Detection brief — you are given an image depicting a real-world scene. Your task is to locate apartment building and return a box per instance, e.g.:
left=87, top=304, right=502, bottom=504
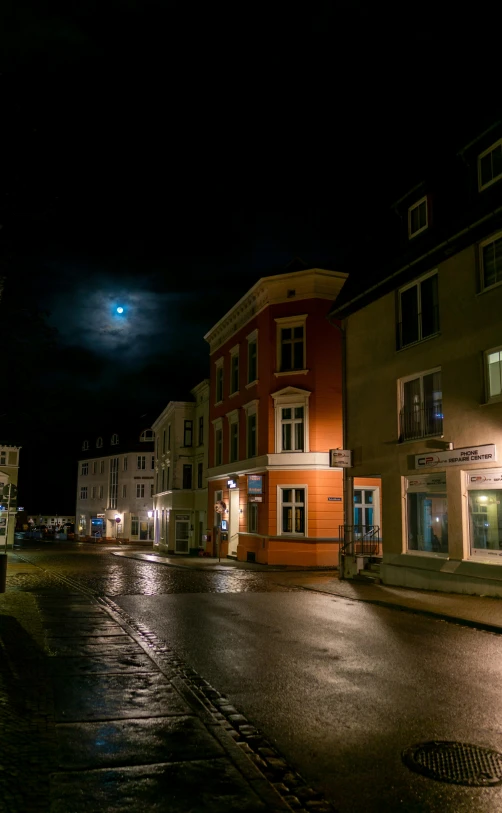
left=0, top=444, right=21, bottom=548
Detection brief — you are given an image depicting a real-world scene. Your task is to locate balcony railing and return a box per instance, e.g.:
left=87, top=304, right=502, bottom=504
left=399, top=401, right=443, bottom=442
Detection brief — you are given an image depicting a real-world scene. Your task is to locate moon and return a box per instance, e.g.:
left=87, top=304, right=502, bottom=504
left=116, top=306, right=124, bottom=314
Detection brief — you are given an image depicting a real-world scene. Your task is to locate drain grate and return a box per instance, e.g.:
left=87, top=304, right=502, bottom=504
left=402, top=741, right=502, bottom=787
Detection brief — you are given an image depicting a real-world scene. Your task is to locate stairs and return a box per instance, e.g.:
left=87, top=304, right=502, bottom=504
left=354, top=559, right=382, bottom=584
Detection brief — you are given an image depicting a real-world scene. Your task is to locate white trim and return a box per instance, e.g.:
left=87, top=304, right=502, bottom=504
left=226, top=409, right=239, bottom=422
left=275, top=314, right=307, bottom=374
left=398, top=269, right=439, bottom=348
left=272, top=387, right=311, bottom=454
left=277, top=484, right=308, bottom=537
left=274, top=369, right=309, bottom=377
left=245, top=379, right=258, bottom=389
left=229, top=344, right=240, bottom=356
left=408, top=195, right=428, bottom=239
left=478, top=138, right=502, bottom=192
left=246, top=328, right=258, bottom=342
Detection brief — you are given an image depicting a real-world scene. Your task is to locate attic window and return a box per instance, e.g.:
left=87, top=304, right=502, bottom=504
left=479, top=139, right=502, bottom=191
left=96, top=437, right=103, bottom=448
left=140, top=429, right=154, bottom=442
left=82, top=440, right=89, bottom=451
left=111, top=433, right=119, bottom=445
left=408, top=197, right=428, bottom=239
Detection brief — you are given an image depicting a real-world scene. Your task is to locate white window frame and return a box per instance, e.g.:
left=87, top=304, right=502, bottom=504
left=229, top=344, right=240, bottom=396
left=275, top=314, right=308, bottom=375
left=81, top=462, right=88, bottom=476
left=215, top=357, right=224, bottom=404
left=272, top=387, right=311, bottom=454
left=277, top=484, right=307, bottom=536
left=398, top=367, right=442, bottom=442
left=227, top=408, right=239, bottom=463
left=80, top=486, right=88, bottom=500
left=140, top=429, right=154, bottom=442
left=243, top=400, right=258, bottom=459
left=246, top=328, right=258, bottom=387
left=480, top=230, right=502, bottom=292
left=137, top=455, right=146, bottom=470
left=408, top=196, right=428, bottom=238
left=398, top=269, right=439, bottom=348
left=213, top=417, right=223, bottom=466
left=484, top=345, right=502, bottom=403
left=478, top=138, right=502, bottom=192
left=136, top=484, right=145, bottom=498
left=111, top=433, right=119, bottom=445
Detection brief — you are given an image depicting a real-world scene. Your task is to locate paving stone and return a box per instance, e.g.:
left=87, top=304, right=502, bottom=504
left=50, top=758, right=270, bottom=812
left=55, top=716, right=225, bottom=769
left=46, top=652, right=160, bottom=675
left=42, top=623, right=128, bottom=637
left=52, top=672, right=192, bottom=721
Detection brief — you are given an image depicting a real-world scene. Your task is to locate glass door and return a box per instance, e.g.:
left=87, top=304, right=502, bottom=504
left=175, top=517, right=190, bottom=553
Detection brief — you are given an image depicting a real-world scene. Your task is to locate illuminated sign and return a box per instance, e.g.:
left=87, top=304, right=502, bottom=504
left=329, top=449, right=352, bottom=468
left=248, top=475, right=263, bottom=494
left=415, top=445, right=496, bottom=469
left=227, top=478, right=238, bottom=489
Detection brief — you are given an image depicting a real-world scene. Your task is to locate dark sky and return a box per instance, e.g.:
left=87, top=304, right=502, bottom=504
left=2, top=1, right=500, bottom=513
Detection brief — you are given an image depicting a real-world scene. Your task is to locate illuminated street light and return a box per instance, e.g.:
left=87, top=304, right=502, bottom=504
left=147, top=510, right=153, bottom=518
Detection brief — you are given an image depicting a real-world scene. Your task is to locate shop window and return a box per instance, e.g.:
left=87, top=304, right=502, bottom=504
left=406, top=474, right=448, bottom=553
left=279, top=486, right=306, bottom=535
left=131, top=516, right=139, bottom=536
left=467, top=470, right=502, bottom=557
left=399, top=369, right=442, bottom=442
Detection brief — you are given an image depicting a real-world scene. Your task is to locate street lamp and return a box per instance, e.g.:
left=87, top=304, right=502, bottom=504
left=147, top=511, right=153, bottom=519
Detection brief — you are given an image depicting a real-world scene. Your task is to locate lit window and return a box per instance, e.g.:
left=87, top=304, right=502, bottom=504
left=111, top=433, right=119, bottom=445
left=408, top=197, right=428, bottom=238
left=485, top=347, right=502, bottom=400
left=140, top=429, right=154, bottom=442
left=81, top=462, right=89, bottom=476
left=96, top=437, right=103, bottom=448
left=275, top=315, right=307, bottom=373
left=279, top=487, right=306, bottom=535
left=478, top=139, right=502, bottom=191
left=480, top=232, right=502, bottom=291
left=399, top=369, right=442, bottom=442
left=137, top=456, right=146, bottom=470
left=136, top=484, right=145, bottom=498
left=397, top=271, right=439, bottom=349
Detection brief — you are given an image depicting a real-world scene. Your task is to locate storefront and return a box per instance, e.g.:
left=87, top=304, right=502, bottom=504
left=466, top=468, right=502, bottom=560
left=405, top=473, right=448, bottom=555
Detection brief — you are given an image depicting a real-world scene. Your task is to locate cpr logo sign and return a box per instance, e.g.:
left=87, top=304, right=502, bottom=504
left=417, top=455, right=440, bottom=468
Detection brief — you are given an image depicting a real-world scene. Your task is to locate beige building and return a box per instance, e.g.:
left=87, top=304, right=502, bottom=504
left=0, top=445, right=21, bottom=549
left=332, top=125, right=502, bottom=596
left=152, top=380, right=209, bottom=553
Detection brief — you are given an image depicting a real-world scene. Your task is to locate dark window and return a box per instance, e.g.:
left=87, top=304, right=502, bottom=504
left=482, top=235, right=502, bottom=289
left=231, top=353, right=239, bottom=393
left=281, top=488, right=305, bottom=534
left=409, top=198, right=428, bottom=237
left=168, top=424, right=171, bottom=450
left=198, top=415, right=204, bottom=445
left=400, top=370, right=443, bottom=442
left=247, top=413, right=257, bottom=457
left=161, top=468, right=165, bottom=491
left=197, top=462, right=203, bottom=489
left=280, top=326, right=304, bottom=371
left=216, top=365, right=224, bottom=402
left=230, top=422, right=238, bottom=462
left=215, top=428, right=223, bottom=465
left=248, top=340, right=257, bottom=382
left=480, top=142, right=502, bottom=189
left=398, top=273, right=439, bottom=349
left=248, top=502, right=258, bottom=533
left=183, top=464, right=193, bottom=489
left=184, top=420, right=193, bottom=447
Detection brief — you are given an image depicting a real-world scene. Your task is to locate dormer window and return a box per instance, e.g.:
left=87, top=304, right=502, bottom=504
left=96, top=437, right=103, bottom=448
left=478, top=139, right=502, bottom=191
left=140, top=429, right=154, bottom=442
left=408, top=197, right=428, bottom=239
left=82, top=440, right=89, bottom=451
left=111, top=433, right=119, bottom=445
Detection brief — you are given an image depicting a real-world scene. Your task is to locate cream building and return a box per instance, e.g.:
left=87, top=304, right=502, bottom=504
left=0, top=444, right=21, bottom=549
left=331, top=125, right=502, bottom=596
left=152, top=380, right=209, bottom=553
left=76, top=428, right=155, bottom=542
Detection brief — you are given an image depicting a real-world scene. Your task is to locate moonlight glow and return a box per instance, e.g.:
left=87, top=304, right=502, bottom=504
left=116, top=306, right=124, bottom=314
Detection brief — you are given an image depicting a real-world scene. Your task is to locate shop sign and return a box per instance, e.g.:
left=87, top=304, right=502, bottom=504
left=176, top=514, right=189, bottom=521
left=468, top=469, right=502, bottom=486
left=408, top=473, right=447, bottom=489
left=415, top=444, right=496, bottom=469
left=329, top=449, right=352, bottom=468
left=97, top=513, right=105, bottom=518
left=248, top=475, right=263, bottom=494
left=227, top=478, right=238, bottom=489
left=249, top=495, right=262, bottom=503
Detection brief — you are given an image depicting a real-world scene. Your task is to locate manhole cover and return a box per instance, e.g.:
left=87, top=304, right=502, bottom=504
left=402, top=741, right=502, bottom=786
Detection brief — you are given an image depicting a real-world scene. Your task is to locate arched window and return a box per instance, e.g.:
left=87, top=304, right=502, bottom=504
left=140, top=429, right=154, bottom=442
left=82, top=440, right=89, bottom=451
left=96, top=437, right=103, bottom=448
left=111, top=433, right=119, bottom=445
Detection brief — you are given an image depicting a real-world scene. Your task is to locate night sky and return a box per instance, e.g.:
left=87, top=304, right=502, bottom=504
left=2, top=1, right=499, bottom=513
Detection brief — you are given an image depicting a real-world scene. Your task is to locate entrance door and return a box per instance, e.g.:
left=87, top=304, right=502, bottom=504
left=229, top=488, right=239, bottom=557
left=175, top=516, right=190, bottom=553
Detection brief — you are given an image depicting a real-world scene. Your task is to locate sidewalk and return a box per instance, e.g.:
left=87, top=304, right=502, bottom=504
left=0, top=558, right=313, bottom=813
left=114, top=550, right=502, bottom=634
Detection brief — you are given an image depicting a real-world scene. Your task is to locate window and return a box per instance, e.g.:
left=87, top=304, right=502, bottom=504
left=162, top=429, right=166, bottom=454
left=168, top=424, right=171, bottom=450
left=184, top=420, right=193, bottom=447
left=151, top=455, right=155, bottom=469
left=156, top=436, right=159, bottom=457
left=281, top=407, right=304, bottom=452
left=197, top=461, right=203, bottom=489
left=397, top=271, right=439, bottom=349
left=136, top=484, right=145, bottom=498
left=408, top=196, right=428, bottom=238
left=478, top=139, right=502, bottom=191
left=215, top=358, right=224, bottom=403
left=167, top=466, right=170, bottom=490
left=182, top=464, right=193, bottom=489
left=215, top=424, right=223, bottom=466
left=198, top=415, right=204, bottom=445
left=92, top=461, right=97, bottom=475
left=150, top=483, right=154, bottom=497
left=100, top=461, right=105, bottom=474
left=137, top=456, right=146, bottom=470
left=80, top=486, right=88, bottom=500
left=82, top=440, right=89, bottom=451
left=140, top=429, right=154, bottom=442
left=123, top=457, right=128, bottom=472
left=486, top=347, right=502, bottom=401
left=230, top=347, right=239, bottom=394
left=272, top=387, right=310, bottom=453
left=161, top=468, right=165, bottom=492
left=214, top=490, right=223, bottom=528
left=248, top=502, right=258, bottom=533
left=279, top=487, right=306, bottom=535
left=111, top=433, right=119, bottom=445
left=99, top=485, right=104, bottom=499
left=122, top=485, right=127, bottom=498
left=96, top=437, right=103, bottom=448
left=131, top=516, right=139, bottom=536
left=247, top=330, right=258, bottom=384
left=407, top=474, right=448, bottom=553
left=109, top=458, right=118, bottom=509
left=247, top=413, right=257, bottom=457
left=480, top=232, right=502, bottom=291
left=81, top=462, right=88, bottom=476
left=230, top=421, right=239, bottom=462
left=399, top=369, right=442, bottom=442
left=91, top=486, right=96, bottom=498
left=276, top=315, right=307, bottom=372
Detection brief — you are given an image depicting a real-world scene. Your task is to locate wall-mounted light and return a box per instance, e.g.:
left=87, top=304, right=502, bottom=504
left=147, top=510, right=153, bottom=518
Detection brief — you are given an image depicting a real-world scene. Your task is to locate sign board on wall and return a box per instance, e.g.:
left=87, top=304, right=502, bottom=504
left=248, top=475, right=263, bottom=494
left=329, top=449, right=352, bottom=468
left=249, top=495, right=262, bottom=503
left=415, top=445, right=496, bottom=469
left=468, top=469, right=502, bottom=487
left=327, top=496, right=342, bottom=502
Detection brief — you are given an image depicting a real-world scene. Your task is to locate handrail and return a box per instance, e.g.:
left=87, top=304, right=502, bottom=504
left=339, top=525, right=381, bottom=557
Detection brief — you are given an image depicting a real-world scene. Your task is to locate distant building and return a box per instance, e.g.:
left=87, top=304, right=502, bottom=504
left=76, top=426, right=155, bottom=542
left=330, top=122, right=502, bottom=595
left=0, top=444, right=21, bottom=548
left=152, top=380, right=209, bottom=553
left=27, top=515, right=75, bottom=529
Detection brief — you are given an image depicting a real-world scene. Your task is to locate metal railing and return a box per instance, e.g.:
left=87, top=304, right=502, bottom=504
left=339, top=525, right=381, bottom=557
left=399, top=402, right=443, bottom=442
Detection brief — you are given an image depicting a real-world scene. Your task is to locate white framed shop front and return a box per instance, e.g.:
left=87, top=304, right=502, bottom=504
left=405, top=472, right=448, bottom=555
left=465, top=468, right=502, bottom=560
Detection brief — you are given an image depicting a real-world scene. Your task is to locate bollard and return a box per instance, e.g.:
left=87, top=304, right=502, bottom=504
left=0, top=553, right=7, bottom=593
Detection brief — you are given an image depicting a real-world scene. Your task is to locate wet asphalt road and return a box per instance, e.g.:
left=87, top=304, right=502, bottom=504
left=12, top=543, right=502, bottom=813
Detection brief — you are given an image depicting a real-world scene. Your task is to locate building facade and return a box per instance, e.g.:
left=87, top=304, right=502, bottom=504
left=76, top=428, right=155, bottom=542
left=204, top=266, right=358, bottom=566
left=0, top=444, right=21, bottom=548
left=332, top=124, right=502, bottom=595
left=152, top=380, right=209, bottom=553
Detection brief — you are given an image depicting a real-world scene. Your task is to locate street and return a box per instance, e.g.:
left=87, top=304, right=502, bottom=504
left=9, top=542, right=502, bottom=813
